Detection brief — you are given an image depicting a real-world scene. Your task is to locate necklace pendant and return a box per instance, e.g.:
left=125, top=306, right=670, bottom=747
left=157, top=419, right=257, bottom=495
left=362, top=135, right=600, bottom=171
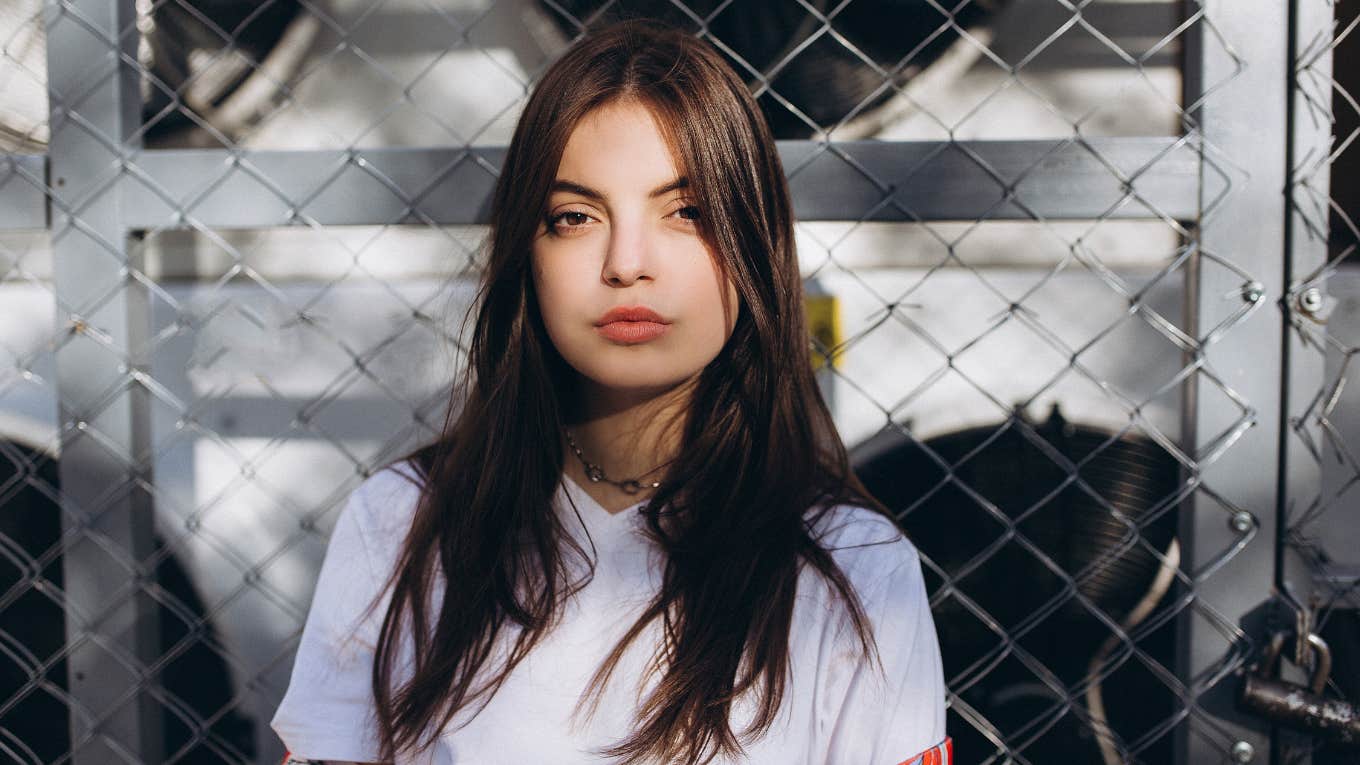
left=619, top=479, right=643, bottom=495
left=586, top=465, right=605, bottom=482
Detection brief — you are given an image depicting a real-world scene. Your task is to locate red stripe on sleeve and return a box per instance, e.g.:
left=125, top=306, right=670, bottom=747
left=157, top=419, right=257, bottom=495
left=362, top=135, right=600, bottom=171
left=895, top=736, right=952, bottom=765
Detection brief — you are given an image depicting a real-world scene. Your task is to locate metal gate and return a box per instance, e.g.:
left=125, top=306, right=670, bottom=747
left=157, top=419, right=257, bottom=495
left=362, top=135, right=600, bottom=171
left=0, top=1, right=1356, bottom=763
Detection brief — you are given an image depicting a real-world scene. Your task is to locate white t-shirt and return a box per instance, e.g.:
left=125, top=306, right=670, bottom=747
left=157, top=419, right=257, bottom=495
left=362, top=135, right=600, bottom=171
left=271, top=461, right=948, bottom=764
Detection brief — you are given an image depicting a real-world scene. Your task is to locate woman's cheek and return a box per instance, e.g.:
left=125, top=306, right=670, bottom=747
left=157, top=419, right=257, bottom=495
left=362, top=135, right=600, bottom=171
left=532, top=254, right=589, bottom=357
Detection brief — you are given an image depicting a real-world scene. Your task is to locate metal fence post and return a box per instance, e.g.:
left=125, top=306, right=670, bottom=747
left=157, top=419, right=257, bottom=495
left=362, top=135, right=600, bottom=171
left=45, top=0, right=162, bottom=762
left=1280, top=0, right=1334, bottom=647
left=1178, top=0, right=1290, bottom=763
left=1280, top=0, right=1359, bottom=761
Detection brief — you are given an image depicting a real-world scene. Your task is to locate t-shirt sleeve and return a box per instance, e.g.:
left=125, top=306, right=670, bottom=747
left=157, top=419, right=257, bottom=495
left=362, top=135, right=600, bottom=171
left=819, top=536, right=949, bottom=764
left=270, top=480, right=392, bottom=762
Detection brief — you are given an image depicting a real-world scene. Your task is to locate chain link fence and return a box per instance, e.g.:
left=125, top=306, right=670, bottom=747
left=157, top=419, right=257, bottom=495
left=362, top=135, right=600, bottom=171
left=0, top=0, right=1351, bottom=763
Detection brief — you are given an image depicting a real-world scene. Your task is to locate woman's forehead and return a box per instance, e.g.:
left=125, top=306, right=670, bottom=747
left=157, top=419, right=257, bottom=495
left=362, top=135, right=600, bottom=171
left=553, top=100, right=689, bottom=197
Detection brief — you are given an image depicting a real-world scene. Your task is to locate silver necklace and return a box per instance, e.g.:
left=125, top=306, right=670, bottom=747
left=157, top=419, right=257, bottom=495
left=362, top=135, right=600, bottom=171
left=564, top=428, right=663, bottom=495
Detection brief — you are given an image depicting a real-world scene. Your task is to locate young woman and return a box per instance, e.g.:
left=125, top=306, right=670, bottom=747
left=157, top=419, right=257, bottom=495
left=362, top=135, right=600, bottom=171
left=271, top=19, right=948, bottom=765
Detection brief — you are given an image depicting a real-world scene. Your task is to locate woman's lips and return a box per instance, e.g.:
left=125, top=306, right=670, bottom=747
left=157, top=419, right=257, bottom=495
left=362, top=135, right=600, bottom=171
left=596, top=320, right=670, bottom=343
left=595, top=305, right=671, bottom=344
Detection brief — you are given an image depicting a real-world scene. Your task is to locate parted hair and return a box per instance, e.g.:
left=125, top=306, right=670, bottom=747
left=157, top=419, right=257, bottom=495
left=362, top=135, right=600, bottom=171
left=372, top=19, right=892, bottom=765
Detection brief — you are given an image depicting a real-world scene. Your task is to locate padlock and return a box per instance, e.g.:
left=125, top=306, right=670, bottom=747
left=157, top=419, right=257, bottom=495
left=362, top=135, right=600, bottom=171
left=1238, top=631, right=1360, bottom=747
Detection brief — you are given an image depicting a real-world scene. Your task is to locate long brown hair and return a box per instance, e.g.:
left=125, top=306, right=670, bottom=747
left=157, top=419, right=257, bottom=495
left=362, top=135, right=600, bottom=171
left=372, top=19, right=891, bottom=764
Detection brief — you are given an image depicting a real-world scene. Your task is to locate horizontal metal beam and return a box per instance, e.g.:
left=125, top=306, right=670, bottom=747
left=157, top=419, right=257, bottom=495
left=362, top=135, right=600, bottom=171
left=0, top=154, right=46, bottom=230
left=119, top=146, right=507, bottom=229
left=342, top=3, right=1179, bottom=69
left=190, top=396, right=435, bottom=441
left=9, top=137, right=1207, bottom=231
left=782, top=137, right=1203, bottom=222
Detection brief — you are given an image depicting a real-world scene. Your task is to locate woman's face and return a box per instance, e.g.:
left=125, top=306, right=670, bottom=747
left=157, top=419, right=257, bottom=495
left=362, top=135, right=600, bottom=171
left=531, top=98, right=740, bottom=397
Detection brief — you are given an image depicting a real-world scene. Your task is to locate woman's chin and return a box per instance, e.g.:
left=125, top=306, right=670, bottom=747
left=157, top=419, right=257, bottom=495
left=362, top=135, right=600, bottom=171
left=573, top=367, right=701, bottom=402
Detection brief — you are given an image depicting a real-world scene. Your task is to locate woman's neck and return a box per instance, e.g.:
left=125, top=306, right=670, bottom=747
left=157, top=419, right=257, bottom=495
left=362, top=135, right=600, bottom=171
left=563, top=378, right=692, bottom=514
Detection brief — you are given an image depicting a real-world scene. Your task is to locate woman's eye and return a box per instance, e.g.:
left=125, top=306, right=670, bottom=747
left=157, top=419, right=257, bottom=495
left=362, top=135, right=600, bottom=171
left=674, top=205, right=701, bottom=221
left=546, top=211, right=593, bottom=232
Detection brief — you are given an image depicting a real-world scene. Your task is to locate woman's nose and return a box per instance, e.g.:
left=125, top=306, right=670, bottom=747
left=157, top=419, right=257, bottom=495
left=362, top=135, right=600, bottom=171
left=601, top=218, right=653, bottom=286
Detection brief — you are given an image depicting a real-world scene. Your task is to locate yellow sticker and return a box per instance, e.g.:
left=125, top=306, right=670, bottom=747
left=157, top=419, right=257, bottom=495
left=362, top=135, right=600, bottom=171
left=805, top=293, right=842, bottom=371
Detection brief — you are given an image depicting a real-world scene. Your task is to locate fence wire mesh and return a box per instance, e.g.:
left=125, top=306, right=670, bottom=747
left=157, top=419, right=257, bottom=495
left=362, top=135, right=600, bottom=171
left=0, top=0, right=1347, bottom=763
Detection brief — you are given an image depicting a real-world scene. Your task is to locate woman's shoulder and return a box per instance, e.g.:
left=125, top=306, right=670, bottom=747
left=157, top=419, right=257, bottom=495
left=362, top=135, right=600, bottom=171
left=341, top=457, right=426, bottom=548
left=804, top=502, right=921, bottom=589
left=355, top=457, right=426, bottom=498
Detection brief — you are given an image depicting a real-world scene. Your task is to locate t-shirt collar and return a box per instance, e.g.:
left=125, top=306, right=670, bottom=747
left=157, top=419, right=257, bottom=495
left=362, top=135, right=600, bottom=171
left=557, top=472, right=650, bottom=539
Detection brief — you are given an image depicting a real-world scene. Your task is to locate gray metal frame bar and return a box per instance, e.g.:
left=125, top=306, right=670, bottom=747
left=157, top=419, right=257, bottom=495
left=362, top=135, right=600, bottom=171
left=5, top=138, right=1206, bottom=231
left=1278, top=4, right=1342, bottom=761
left=1283, top=0, right=1339, bottom=600
left=1177, top=1, right=1289, bottom=763
left=46, top=0, right=162, bottom=762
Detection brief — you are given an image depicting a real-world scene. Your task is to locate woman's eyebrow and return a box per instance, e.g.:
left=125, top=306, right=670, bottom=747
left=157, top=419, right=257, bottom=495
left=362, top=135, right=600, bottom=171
left=550, top=177, right=690, bottom=201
